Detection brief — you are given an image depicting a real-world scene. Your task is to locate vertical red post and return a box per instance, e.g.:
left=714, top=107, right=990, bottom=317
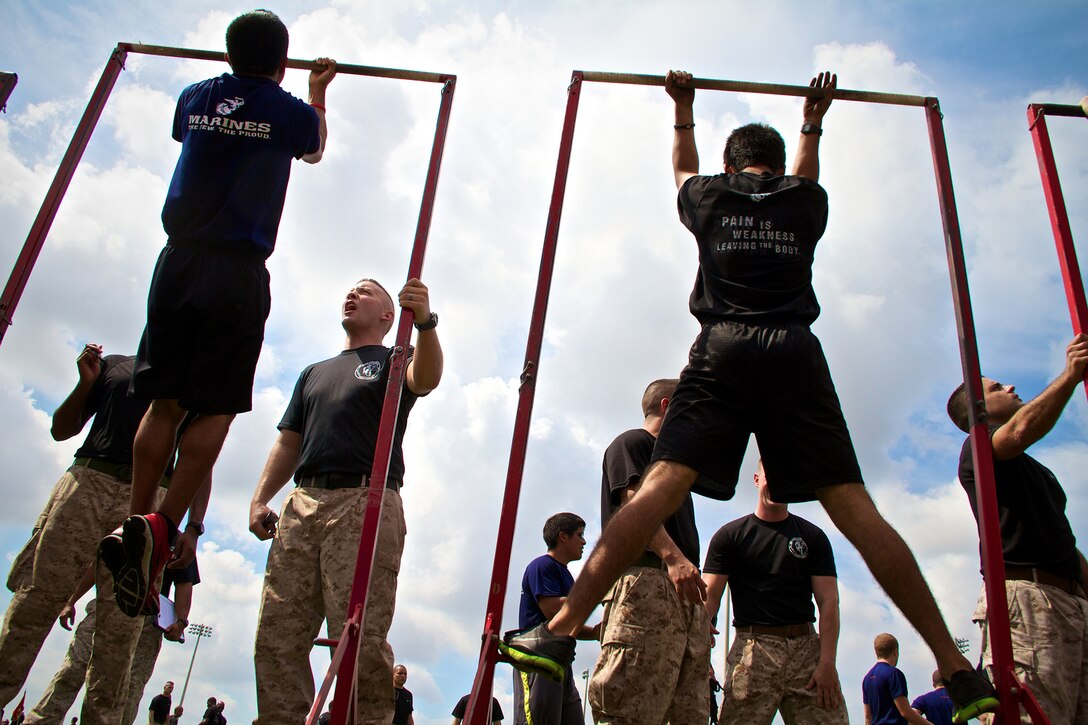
left=925, top=99, right=1024, bottom=723
left=0, top=46, right=127, bottom=346
left=462, top=72, right=584, bottom=725
left=313, top=76, right=456, bottom=725
left=1027, top=104, right=1088, bottom=398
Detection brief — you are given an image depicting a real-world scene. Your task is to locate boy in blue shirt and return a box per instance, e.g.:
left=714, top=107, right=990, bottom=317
left=862, top=633, right=932, bottom=725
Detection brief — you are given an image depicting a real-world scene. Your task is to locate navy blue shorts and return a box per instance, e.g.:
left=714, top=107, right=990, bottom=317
left=651, top=320, right=862, bottom=503
left=130, top=241, right=270, bottom=415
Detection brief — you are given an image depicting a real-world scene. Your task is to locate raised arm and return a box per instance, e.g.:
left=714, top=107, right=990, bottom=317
left=991, top=333, right=1088, bottom=459
left=249, top=430, right=303, bottom=539
left=302, top=57, right=337, bottom=164
left=791, top=72, right=836, bottom=182
left=666, top=70, right=699, bottom=189
left=51, top=343, right=104, bottom=440
left=807, top=575, right=843, bottom=709
left=400, top=278, right=444, bottom=395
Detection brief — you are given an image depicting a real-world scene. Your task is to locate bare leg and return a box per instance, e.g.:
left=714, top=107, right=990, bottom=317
left=156, top=413, right=234, bottom=524
left=129, top=400, right=187, bottom=514
left=817, top=483, right=972, bottom=677
left=547, top=460, right=697, bottom=637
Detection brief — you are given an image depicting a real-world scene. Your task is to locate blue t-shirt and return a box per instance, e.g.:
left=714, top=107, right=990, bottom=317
left=862, top=662, right=909, bottom=725
left=162, top=73, right=320, bottom=258
left=911, top=688, right=953, bottom=725
left=518, top=554, right=574, bottom=629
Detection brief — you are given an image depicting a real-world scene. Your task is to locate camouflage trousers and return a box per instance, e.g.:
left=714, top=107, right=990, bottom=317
left=588, top=566, right=711, bottom=724
left=80, top=555, right=162, bottom=725
left=27, top=598, right=162, bottom=725
left=0, top=465, right=135, bottom=709
left=254, top=486, right=405, bottom=725
left=719, top=632, right=847, bottom=725
left=974, top=580, right=1088, bottom=725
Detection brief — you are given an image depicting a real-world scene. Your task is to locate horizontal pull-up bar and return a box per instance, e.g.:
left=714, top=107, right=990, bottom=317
left=1028, top=102, right=1088, bottom=120
left=577, top=70, right=929, bottom=107
left=118, top=43, right=454, bottom=84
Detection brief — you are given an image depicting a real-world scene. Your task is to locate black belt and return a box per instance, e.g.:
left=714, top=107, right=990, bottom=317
left=72, top=458, right=171, bottom=488
left=631, top=552, right=666, bottom=569
left=296, top=473, right=402, bottom=492
left=736, top=623, right=815, bottom=638
left=73, top=457, right=132, bottom=482
left=1004, top=567, right=1086, bottom=600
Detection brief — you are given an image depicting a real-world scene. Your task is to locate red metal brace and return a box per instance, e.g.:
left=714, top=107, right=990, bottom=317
left=310, top=75, right=456, bottom=725
left=0, top=46, right=127, bottom=344
left=461, top=71, right=584, bottom=725
left=926, top=99, right=1049, bottom=724
left=1027, top=102, right=1088, bottom=399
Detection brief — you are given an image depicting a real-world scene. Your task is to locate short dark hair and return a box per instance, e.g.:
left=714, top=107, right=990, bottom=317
left=226, top=10, right=289, bottom=77
left=543, top=512, right=585, bottom=549
left=874, top=632, right=898, bottom=659
left=946, top=382, right=971, bottom=433
left=724, top=123, right=786, bottom=173
left=641, top=378, right=678, bottom=418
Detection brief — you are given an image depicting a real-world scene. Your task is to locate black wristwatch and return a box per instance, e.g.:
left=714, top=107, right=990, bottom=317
left=185, top=521, right=205, bottom=536
left=801, top=122, right=823, bottom=136
left=414, top=311, right=438, bottom=331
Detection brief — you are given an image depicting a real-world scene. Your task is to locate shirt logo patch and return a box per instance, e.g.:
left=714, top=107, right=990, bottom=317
left=787, top=537, right=809, bottom=559
left=216, top=97, right=245, bottom=116
left=749, top=193, right=768, bottom=202
left=355, top=361, right=382, bottom=380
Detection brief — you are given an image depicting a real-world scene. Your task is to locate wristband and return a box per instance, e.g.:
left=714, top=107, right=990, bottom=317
left=414, top=312, right=438, bottom=331
left=800, top=122, right=822, bottom=136
left=674, top=123, right=696, bottom=130
left=310, top=102, right=327, bottom=112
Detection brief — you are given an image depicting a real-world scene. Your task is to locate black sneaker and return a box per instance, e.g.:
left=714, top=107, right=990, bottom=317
left=945, top=669, right=1000, bottom=723
left=498, top=625, right=575, bottom=683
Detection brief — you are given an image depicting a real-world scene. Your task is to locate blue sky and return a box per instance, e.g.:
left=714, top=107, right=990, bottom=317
left=1, top=1, right=1086, bottom=723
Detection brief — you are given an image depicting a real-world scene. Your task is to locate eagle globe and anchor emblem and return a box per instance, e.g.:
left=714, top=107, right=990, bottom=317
left=355, top=361, right=382, bottom=380
left=787, top=537, right=809, bottom=559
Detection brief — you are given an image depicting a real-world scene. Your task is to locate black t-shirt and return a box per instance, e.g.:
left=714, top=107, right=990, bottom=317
left=280, top=345, right=420, bottom=483
left=958, top=434, right=1080, bottom=579
left=452, top=695, right=503, bottom=721
left=677, top=172, right=828, bottom=325
left=601, top=428, right=701, bottom=567
left=704, top=513, right=836, bottom=626
left=393, top=686, right=413, bottom=724
left=74, top=355, right=150, bottom=465
left=149, top=693, right=172, bottom=723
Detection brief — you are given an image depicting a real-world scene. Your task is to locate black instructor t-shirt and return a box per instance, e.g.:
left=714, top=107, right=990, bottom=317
left=678, top=172, right=828, bottom=325
left=601, top=428, right=701, bottom=568
left=958, top=434, right=1080, bottom=580
left=74, top=354, right=150, bottom=466
left=279, top=345, right=419, bottom=483
left=704, top=513, right=836, bottom=627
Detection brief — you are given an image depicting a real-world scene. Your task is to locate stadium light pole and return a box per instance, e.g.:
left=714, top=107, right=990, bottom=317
left=179, top=623, right=213, bottom=710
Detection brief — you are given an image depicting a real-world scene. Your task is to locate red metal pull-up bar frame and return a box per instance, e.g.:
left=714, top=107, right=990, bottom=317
left=462, top=70, right=1041, bottom=725
left=1027, top=101, right=1088, bottom=399
left=0, top=43, right=456, bottom=725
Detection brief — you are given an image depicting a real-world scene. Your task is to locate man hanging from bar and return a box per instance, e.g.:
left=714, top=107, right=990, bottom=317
left=248, top=276, right=442, bottom=724
left=503, top=69, right=999, bottom=724
left=947, top=334, right=1088, bottom=724
left=99, top=10, right=337, bottom=619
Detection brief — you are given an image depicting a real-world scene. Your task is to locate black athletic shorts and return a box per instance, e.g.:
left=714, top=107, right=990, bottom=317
left=130, top=240, right=271, bottom=415
left=651, top=320, right=862, bottom=503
